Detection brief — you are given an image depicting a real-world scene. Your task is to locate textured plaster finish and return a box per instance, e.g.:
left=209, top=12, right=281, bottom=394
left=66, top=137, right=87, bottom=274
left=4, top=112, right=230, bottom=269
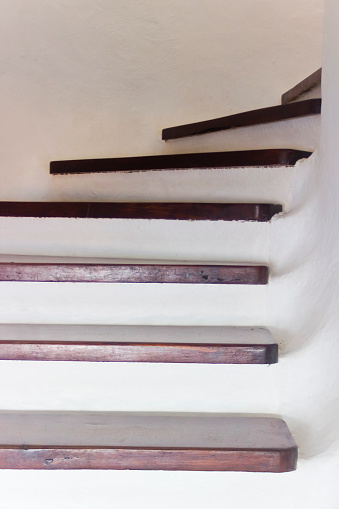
left=265, top=1, right=339, bottom=505
left=0, top=0, right=322, bottom=202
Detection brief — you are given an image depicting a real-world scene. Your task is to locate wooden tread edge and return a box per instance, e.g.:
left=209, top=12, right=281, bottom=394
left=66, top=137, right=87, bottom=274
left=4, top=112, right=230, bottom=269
left=0, top=415, right=297, bottom=472
left=50, top=149, right=312, bottom=175
left=162, top=99, right=321, bottom=140
left=0, top=340, right=278, bottom=364
left=0, top=202, right=282, bottom=221
left=281, top=68, right=322, bottom=104
left=0, top=446, right=296, bottom=472
left=0, top=263, right=269, bottom=284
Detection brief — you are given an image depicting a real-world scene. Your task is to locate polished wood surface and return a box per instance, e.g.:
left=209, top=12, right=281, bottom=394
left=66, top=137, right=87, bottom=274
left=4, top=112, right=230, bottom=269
left=0, top=339, right=277, bottom=364
left=0, top=202, right=282, bottom=221
left=50, top=149, right=311, bottom=175
left=281, top=68, right=322, bottom=104
left=0, top=413, right=297, bottom=472
left=162, top=99, right=321, bottom=140
left=0, top=325, right=277, bottom=363
left=0, top=263, right=269, bottom=284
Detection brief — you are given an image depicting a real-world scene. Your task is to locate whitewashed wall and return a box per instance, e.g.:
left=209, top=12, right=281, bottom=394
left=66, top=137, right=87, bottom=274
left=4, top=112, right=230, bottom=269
left=264, top=0, right=339, bottom=504
left=0, top=1, right=327, bottom=508
left=0, top=0, right=322, bottom=202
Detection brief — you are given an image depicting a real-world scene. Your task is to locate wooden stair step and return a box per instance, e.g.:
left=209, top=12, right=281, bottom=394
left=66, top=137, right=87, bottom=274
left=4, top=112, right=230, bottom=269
left=0, top=263, right=268, bottom=284
left=162, top=98, right=321, bottom=140
left=50, top=149, right=311, bottom=175
left=0, top=202, right=282, bottom=221
left=0, top=412, right=297, bottom=472
left=0, top=325, right=277, bottom=364
left=282, top=68, right=322, bottom=104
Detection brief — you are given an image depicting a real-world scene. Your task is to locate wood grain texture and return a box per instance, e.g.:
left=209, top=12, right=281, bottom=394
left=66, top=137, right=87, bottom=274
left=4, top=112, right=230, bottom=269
left=0, top=340, right=278, bottom=364
left=0, top=413, right=297, bottom=472
left=50, top=149, right=312, bottom=175
left=0, top=263, right=269, bottom=284
left=162, top=99, right=321, bottom=140
left=281, top=68, right=322, bottom=104
left=0, top=202, right=282, bottom=221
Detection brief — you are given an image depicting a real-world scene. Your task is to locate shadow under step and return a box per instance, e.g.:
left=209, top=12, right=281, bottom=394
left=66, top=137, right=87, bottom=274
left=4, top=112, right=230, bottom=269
left=0, top=412, right=297, bottom=472
left=50, top=149, right=311, bottom=175
left=0, top=202, right=282, bottom=221
left=162, top=98, right=321, bottom=140
left=0, top=263, right=268, bottom=284
left=0, top=325, right=277, bottom=364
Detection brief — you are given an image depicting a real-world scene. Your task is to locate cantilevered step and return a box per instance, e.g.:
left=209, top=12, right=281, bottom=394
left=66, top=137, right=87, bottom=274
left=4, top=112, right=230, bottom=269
left=50, top=149, right=311, bottom=175
left=0, top=263, right=268, bottom=284
left=0, top=202, right=282, bottom=221
left=282, top=68, right=322, bottom=104
left=0, top=325, right=277, bottom=364
left=162, top=98, right=321, bottom=140
left=0, top=412, right=297, bottom=472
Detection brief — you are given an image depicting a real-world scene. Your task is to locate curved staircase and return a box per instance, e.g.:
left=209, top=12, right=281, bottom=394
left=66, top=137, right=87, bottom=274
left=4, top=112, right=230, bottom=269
left=0, top=69, right=321, bottom=471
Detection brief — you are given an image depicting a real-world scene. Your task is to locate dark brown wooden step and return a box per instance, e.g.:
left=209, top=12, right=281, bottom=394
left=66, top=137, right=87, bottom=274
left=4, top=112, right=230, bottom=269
left=282, top=68, right=322, bottom=104
left=0, top=202, right=282, bottom=221
left=0, top=413, right=297, bottom=472
left=0, top=263, right=268, bottom=284
left=50, top=149, right=312, bottom=175
left=0, top=327, right=277, bottom=364
left=162, top=99, right=321, bottom=140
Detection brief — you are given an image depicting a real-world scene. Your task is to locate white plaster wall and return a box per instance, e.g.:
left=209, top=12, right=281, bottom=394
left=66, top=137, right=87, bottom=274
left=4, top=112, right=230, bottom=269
left=264, top=0, right=339, bottom=505
left=0, top=0, right=322, bottom=202
left=0, top=1, right=328, bottom=508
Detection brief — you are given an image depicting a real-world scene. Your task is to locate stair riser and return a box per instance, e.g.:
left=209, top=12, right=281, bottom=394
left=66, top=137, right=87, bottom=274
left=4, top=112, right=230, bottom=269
left=0, top=284, right=267, bottom=325
left=0, top=219, right=271, bottom=263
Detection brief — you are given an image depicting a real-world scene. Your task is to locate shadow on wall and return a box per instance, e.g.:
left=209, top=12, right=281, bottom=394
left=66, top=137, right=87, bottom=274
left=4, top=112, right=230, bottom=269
left=268, top=145, right=339, bottom=458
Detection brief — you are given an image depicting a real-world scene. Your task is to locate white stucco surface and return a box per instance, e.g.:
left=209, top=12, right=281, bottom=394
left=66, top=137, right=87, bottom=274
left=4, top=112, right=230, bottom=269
left=265, top=0, right=338, bottom=505
left=0, top=0, right=329, bottom=508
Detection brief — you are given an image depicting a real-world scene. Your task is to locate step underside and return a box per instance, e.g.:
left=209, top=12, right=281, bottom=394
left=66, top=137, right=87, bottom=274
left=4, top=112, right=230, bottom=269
left=0, top=202, right=282, bottom=221
left=0, top=325, right=277, bottom=364
left=50, top=149, right=311, bottom=175
left=162, top=99, right=321, bottom=140
left=0, top=263, right=268, bottom=284
left=0, top=413, right=297, bottom=472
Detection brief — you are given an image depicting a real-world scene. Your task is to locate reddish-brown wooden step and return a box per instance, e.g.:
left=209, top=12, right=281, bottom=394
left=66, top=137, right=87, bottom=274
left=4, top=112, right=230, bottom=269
left=0, top=326, right=277, bottom=364
left=162, top=99, right=321, bottom=140
left=0, top=263, right=268, bottom=284
left=0, top=413, right=297, bottom=472
left=50, top=149, right=311, bottom=175
left=0, top=202, right=282, bottom=221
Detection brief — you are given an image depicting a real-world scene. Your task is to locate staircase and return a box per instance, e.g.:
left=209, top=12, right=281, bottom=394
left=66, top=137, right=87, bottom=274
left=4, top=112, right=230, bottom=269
left=0, top=69, right=321, bottom=472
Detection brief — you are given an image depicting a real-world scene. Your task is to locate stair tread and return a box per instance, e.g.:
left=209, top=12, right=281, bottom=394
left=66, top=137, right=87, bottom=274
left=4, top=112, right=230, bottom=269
left=0, top=325, right=277, bottom=364
left=50, top=149, right=311, bottom=175
left=0, top=202, right=282, bottom=221
left=0, top=263, right=268, bottom=284
left=282, top=69, right=322, bottom=104
left=162, top=99, right=321, bottom=140
left=0, top=412, right=297, bottom=471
